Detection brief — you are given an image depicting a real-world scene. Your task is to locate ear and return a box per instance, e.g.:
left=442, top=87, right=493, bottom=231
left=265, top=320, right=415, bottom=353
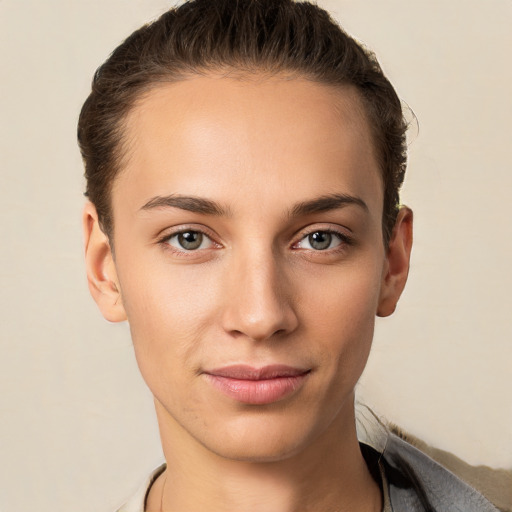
left=377, top=206, right=413, bottom=317
left=82, top=201, right=127, bottom=322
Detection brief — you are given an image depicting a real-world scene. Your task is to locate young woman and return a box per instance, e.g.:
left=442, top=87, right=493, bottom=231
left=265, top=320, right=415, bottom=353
left=79, top=1, right=502, bottom=510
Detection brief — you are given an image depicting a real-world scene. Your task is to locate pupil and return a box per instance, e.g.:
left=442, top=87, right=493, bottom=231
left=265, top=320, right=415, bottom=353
left=309, top=231, right=331, bottom=250
left=178, top=231, right=202, bottom=250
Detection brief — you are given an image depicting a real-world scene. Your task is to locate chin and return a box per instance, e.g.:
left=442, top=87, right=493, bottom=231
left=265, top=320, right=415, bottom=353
left=196, top=412, right=322, bottom=463
left=205, top=435, right=306, bottom=463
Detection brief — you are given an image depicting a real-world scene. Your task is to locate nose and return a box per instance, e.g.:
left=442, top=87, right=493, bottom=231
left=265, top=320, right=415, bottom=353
left=220, top=248, right=299, bottom=342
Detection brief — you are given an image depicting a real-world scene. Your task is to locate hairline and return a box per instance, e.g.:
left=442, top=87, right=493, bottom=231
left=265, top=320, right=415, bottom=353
left=105, top=68, right=387, bottom=245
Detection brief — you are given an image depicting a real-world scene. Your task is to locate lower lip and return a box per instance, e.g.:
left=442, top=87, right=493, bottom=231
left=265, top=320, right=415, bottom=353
left=204, top=373, right=309, bottom=405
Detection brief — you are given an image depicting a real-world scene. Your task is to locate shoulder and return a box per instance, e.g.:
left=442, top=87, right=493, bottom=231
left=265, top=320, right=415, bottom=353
left=379, top=432, right=508, bottom=512
left=116, top=463, right=166, bottom=512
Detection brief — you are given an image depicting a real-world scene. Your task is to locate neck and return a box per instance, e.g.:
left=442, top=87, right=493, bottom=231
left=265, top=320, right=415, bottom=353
left=147, top=397, right=381, bottom=512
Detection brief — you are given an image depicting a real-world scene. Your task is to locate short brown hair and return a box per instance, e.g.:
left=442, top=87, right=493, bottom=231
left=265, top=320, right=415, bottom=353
left=78, top=0, right=407, bottom=245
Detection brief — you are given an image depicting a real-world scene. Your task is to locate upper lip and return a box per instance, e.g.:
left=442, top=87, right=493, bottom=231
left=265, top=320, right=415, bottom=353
left=205, top=364, right=310, bottom=380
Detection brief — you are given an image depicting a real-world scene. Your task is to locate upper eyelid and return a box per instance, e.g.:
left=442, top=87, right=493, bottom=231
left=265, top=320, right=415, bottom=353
left=300, top=227, right=346, bottom=236
left=293, top=224, right=352, bottom=241
left=157, top=224, right=219, bottom=242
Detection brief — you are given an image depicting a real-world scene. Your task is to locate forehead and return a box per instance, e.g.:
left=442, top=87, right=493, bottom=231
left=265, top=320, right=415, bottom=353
left=114, top=75, right=382, bottom=220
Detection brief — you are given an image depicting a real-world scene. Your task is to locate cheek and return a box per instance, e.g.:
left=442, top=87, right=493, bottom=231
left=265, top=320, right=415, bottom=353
left=115, top=255, right=224, bottom=380
left=300, top=258, right=383, bottom=372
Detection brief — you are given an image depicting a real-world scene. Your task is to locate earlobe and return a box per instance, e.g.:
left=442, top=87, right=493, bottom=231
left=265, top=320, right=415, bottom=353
left=377, top=207, right=413, bottom=317
left=83, top=201, right=127, bottom=322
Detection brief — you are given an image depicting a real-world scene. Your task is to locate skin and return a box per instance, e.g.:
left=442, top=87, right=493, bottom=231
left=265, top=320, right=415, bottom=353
left=83, top=75, right=412, bottom=512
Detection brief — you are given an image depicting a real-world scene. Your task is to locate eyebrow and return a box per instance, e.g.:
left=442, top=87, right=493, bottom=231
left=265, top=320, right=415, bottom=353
left=289, top=193, right=368, bottom=217
left=140, top=194, right=231, bottom=216
left=139, top=192, right=368, bottom=217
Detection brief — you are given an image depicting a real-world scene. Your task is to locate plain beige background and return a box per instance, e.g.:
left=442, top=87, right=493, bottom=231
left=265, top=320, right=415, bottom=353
left=1, top=1, right=511, bottom=511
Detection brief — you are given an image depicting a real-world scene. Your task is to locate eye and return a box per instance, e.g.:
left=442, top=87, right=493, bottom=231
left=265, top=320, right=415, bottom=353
left=165, top=230, right=214, bottom=251
left=296, top=230, right=345, bottom=251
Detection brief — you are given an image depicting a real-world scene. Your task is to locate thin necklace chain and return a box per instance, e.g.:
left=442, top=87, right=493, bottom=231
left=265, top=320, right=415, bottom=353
left=160, top=473, right=167, bottom=512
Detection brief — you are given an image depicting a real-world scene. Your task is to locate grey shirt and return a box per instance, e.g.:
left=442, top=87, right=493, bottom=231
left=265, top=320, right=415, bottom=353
left=374, top=432, right=501, bottom=511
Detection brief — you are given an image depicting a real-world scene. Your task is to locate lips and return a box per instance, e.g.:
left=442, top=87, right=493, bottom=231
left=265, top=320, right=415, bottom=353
left=203, top=365, right=311, bottom=405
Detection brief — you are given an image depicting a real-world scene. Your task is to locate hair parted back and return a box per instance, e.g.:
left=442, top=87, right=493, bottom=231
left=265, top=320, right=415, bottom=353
left=78, top=0, right=407, bottom=246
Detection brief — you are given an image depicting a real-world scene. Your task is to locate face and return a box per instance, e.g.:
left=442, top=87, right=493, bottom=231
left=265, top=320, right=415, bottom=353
left=84, top=75, right=412, bottom=462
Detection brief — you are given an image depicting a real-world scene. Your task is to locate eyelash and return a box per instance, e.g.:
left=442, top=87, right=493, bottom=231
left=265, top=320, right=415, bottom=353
left=292, top=228, right=353, bottom=253
left=157, top=226, right=221, bottom=257
left=157, top=226, right=353, bottom=257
